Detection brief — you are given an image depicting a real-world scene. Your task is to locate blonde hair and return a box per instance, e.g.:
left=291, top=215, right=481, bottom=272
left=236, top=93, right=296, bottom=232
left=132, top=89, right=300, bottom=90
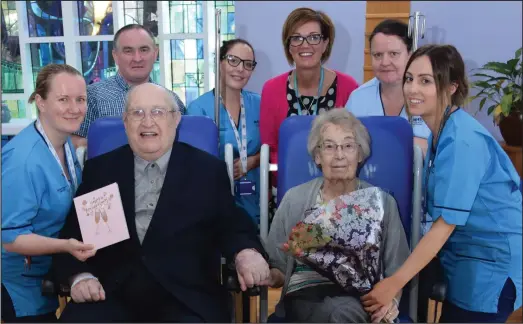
left=28, top=64, right=83, bottom=104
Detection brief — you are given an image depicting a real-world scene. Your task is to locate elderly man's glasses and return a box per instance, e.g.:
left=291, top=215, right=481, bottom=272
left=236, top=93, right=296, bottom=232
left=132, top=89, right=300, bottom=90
left=289, top=34, right=324, bottom=47
left=223, top=54, right=257, bottom=71
left=319, top=141, right=359, bottom=155
left=127, top=108, right=176, bottom=121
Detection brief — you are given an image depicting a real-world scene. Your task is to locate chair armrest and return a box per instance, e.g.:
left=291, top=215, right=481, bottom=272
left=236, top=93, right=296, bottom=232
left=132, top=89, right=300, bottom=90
left=226, top=273, right=261, bottom=296
left=41, top=279, right=71, bottom=297
left=427, top=257, right=446, bottom=302
left=429, top=280, right=447, bottom=302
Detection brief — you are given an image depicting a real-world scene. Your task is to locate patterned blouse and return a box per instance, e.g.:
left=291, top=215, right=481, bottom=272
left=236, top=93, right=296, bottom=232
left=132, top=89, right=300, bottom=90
left=286, top=71, right=338, bottom=116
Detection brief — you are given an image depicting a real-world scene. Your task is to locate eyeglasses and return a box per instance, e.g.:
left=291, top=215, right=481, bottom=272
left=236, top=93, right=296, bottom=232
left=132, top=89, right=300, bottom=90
left=126, top=108, right=177, bottom=121
left=319, top=141, right=359, bottom=155
left=288, top=34, right=324, bottom=47
left=222, top=54, right=257, bottom=71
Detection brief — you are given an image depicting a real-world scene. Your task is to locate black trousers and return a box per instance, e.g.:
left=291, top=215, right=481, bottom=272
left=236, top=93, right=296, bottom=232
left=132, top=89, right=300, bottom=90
left=439, top=278, right=517, bottom=323
left=1, top=284, right=57, bottom=323
left=58, top=262, right=203, bottom=323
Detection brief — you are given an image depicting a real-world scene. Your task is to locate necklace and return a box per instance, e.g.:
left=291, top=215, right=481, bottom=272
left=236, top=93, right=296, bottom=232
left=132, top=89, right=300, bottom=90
left=292, top=67, right=325, bottom=115
left=298, top=96, right=317, bottom=114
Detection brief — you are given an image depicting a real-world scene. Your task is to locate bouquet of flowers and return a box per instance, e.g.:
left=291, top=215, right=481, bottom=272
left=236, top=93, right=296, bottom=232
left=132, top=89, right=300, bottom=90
left=282, top=187, right=386, bottom=293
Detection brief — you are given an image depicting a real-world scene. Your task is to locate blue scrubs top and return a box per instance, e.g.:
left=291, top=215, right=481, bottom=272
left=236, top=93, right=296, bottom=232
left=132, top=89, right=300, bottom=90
left=187, top=90, right=261, bottom=223
left=425, top=108, right=522, bottom=313
left=1, top=123, right=82, bottom=317
left=346, top=77, right=430, bottom=139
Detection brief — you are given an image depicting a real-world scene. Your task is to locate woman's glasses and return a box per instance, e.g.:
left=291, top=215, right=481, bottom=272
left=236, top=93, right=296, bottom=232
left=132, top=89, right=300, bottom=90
left=223, top=54, right=257, bottom=71
left=319, top=141, right=359, bottom=155
left=288, top=34, right=324, bottom=47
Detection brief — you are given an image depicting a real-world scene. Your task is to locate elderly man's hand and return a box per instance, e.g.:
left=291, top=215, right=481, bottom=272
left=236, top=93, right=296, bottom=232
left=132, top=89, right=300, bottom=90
left=71, top=278, right=105, bottom=303
left=235, top=249, right=270, bottom=291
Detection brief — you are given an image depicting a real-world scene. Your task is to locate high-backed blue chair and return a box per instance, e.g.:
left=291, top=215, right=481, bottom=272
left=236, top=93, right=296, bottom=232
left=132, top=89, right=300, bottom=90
left=271, top=115, right=424, bottom=322
left=43, top=115, right=223, bottom=317
left=87, top=115, right=219, bottom=159
left=85, top=116, right=261, bottom=323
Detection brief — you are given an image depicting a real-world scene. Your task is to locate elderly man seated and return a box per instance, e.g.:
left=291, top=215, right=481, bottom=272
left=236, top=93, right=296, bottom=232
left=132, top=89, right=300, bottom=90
left=52, top=83, right=269, bottom=322
left=261, top=109, right=410, bottom=323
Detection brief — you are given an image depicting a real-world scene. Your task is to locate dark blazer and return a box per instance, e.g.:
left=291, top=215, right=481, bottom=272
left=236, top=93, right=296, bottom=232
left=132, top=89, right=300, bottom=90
left=52, top=142, right=265, bottom=322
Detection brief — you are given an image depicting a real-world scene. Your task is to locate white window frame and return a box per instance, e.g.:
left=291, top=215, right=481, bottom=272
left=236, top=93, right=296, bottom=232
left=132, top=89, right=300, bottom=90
left=2, top=1, right=227, bottom=135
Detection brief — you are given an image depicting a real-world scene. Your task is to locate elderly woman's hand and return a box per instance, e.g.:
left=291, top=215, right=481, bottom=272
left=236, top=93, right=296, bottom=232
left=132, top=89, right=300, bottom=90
left=370, top=300, right=399, bottom=323
left=235, top=249, right=270, bottom=291
left=361, top=276, right=402, bottom=313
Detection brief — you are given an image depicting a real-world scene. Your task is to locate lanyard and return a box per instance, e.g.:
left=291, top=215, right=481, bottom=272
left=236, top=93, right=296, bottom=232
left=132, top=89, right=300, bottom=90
left=423, top=106, right=452, bottom=220
left=221, top=92, right=248, bottom=175
left=35, top=119, right=78, bottom=193
left=294, top=67, right=324, bottom=115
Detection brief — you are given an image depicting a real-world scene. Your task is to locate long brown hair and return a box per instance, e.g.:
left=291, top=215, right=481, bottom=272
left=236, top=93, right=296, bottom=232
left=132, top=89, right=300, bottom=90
left=404, top=44, right=469, bottom=111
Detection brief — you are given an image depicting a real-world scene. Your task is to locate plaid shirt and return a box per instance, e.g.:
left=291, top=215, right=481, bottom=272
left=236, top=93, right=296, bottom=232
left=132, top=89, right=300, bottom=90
left=75, top=73, right=186, bottom=138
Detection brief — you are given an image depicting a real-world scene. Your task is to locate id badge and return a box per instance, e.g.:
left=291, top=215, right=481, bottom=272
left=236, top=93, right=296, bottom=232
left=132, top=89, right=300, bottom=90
left=236, top=179, right=255, bottom=196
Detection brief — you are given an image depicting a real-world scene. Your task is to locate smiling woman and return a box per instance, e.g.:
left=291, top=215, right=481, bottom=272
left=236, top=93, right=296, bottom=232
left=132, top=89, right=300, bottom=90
left=263, top=109, right=410, bottom=323
left=259, top=7, right=359, bottom=218
left=186, top=38, right=262, bottom=224
left=1, top=64, right=96, bottom=322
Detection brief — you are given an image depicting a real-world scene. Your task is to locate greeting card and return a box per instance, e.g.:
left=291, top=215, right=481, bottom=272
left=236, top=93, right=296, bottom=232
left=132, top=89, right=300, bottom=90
left=73, top=182, right=130, bottom=250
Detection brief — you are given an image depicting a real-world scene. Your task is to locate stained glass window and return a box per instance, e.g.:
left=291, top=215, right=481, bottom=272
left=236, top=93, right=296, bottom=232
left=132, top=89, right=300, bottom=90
left=169, top=1, right=203, bottom=34
left=170, top=39, right=204, bottom=106
left=30, top=42, right=66, bottom=87
left=123, top=1, right=158, bottom=36
left=2, top=100, right=26, bottom=121
left=77, top=1, right=113, bottom=36
left=214, top=1, right=235, bottom=43
left=80, top=41, right=116, bottom=84
left=26, top=0, right=64, bottom=37
left=1, top=0, right=22, bottom=94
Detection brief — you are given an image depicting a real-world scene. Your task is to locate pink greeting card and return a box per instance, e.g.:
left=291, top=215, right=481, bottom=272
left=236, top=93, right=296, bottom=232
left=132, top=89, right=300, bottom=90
left=73, top=182, right=130, bottom=250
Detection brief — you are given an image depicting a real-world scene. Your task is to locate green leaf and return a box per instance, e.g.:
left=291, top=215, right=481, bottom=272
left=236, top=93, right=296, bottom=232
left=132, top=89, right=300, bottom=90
left=482, top=62, right=512, bottom=76
left=500, top=93, right=513, bottom=115
left=479, top=97, right=487, bottom=111
left=470, top=74, right=510, bottom=83
left=472, top=80, right=494, bottom=89
left=507, top=58, right=519, bottom=71
left=516, top=47, right=522, bottom=60
left=487, top=104, right=498, bottom=115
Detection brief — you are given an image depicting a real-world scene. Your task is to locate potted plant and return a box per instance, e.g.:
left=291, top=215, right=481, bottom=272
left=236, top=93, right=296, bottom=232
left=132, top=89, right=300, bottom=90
left=467, top=47, right=522, bottom=146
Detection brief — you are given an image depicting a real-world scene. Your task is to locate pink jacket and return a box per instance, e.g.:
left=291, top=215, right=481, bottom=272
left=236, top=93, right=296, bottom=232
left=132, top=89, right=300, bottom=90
left=260, top=70, right=359, bottom=176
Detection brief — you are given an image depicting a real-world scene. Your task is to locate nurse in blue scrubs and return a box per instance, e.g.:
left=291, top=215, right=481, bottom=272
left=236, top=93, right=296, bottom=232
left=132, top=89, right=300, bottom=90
left=362, top=44, right=522, bottom=323
left=346, top=20, right=430, bottom=156
left=2, top=64, right=96, bottom=322
left=187, top=38, right=261, bottom=223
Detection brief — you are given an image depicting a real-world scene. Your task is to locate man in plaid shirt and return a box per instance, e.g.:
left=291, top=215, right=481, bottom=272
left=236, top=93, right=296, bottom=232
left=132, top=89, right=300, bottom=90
left=72, top=24, right=185, bottom=148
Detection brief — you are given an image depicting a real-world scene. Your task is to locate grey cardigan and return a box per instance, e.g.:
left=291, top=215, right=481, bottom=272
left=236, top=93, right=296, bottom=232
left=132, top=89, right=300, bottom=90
left=265, top=177, right=410, bottom=316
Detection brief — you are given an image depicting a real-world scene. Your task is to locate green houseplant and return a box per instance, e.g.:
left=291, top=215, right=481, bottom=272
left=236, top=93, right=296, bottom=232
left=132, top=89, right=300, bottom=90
left=467, top=47, right=522, bottom=146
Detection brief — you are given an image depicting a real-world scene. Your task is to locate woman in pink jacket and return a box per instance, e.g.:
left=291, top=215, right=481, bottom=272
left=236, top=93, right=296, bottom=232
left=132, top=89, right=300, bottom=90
left=260, top=7, right=359, bottom=182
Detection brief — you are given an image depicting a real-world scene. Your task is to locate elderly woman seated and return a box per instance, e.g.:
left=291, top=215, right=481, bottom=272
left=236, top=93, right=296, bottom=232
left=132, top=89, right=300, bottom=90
left=262, top=109, right=410, bottom=323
